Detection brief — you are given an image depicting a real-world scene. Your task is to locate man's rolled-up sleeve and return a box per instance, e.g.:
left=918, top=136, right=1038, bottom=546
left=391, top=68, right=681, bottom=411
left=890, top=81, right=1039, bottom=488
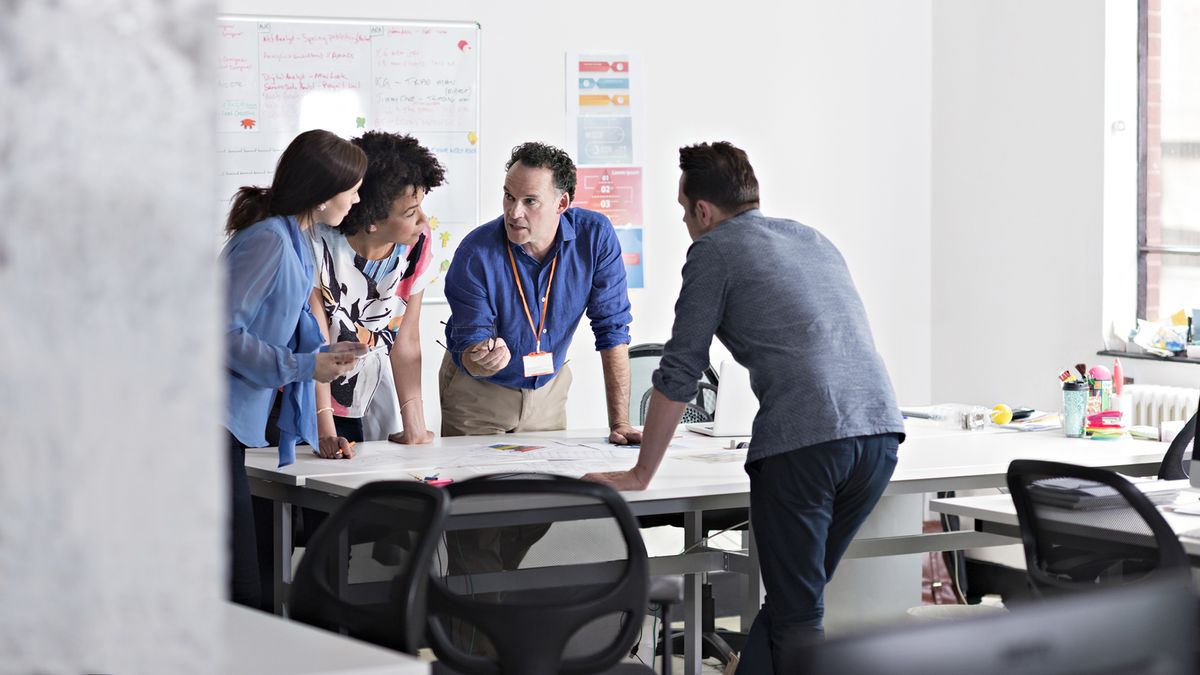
left=652, top=239, right=726, bottom=403
left=586, top=223, right=632, bottom=351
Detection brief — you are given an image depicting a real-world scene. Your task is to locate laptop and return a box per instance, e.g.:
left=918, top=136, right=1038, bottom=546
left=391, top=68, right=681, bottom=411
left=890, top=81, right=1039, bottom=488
left=686, top=360, right=758, bottom=437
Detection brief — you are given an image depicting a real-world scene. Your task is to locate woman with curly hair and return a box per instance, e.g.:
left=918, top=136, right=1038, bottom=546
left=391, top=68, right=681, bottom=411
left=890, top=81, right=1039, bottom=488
left=308, top=131, right=445, bottom=455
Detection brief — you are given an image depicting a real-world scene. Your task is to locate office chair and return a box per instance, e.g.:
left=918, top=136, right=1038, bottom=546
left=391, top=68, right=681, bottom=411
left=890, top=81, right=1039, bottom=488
left=288, top=480, right=450, bottom=654
left=1157, top=410, right=1196, bottom=480
left=639, top=387, right=714, bottom=425
left=426, top=473, right=680, bottom=675
left=628, top=343, right=719, bottom=425
left=1006, top=459, right=1190, bottom=597
left=628, top=344, right=744, bottom=665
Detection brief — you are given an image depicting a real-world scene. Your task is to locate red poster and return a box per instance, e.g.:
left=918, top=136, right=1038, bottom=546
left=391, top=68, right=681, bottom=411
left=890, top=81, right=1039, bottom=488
left=574, top=167, right=643, bottom=228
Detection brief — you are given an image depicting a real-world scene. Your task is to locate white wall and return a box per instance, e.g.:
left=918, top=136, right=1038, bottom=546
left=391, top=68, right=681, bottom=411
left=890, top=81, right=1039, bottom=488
left=1, top=1, right=224, bottom=673
left=931, top=0, right=1112, bottom=411
left=219, top=0, right=934, bottom=428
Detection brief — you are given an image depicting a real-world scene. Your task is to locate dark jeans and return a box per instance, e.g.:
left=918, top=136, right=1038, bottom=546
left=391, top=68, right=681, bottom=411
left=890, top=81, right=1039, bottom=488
left=228, top=432, right=262, bottom=609
left=736, top=433, right=900, bottom=675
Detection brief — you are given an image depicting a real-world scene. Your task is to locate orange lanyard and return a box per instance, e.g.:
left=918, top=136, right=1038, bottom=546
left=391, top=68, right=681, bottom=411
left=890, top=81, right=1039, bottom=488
left=506, top=244, right=557, bottom=353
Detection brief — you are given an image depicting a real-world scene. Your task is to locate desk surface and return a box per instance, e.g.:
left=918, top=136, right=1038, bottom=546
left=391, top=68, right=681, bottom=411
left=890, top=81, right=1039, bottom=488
left=247, top=422, right=1169, bottom=502
left=226, top=603, right=427, bottom=675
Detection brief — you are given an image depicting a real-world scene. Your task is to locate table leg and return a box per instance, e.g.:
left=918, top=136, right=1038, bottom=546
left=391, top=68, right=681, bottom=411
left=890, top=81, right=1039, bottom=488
left=741, top=527, right=760, bottom=631
left=273, top=500, right=292, bottom=615
left=683, top=510, right=702, bottom=675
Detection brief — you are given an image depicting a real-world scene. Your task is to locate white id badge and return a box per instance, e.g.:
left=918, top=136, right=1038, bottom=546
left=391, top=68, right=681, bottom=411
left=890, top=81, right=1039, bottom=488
left=522, top=351, right=554, bottom=377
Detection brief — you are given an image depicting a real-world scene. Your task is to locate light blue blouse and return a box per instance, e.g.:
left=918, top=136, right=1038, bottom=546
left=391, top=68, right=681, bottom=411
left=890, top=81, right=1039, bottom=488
left=222, top=215, right=322, bottom=466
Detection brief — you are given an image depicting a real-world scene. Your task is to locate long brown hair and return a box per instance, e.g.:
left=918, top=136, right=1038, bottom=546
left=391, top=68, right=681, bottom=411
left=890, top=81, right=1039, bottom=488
left=225, top=129, right=368, bottom=234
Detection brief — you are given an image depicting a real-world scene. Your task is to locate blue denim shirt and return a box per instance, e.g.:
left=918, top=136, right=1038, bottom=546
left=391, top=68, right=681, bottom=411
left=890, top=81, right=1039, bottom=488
left=222, top=215, right=322, bottom=463
left=445, top=207, right=632, bottom=390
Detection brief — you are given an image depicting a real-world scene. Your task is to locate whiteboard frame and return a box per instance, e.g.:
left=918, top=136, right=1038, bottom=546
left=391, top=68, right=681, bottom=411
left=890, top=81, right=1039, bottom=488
left=216, top=14, right=482, bottom=304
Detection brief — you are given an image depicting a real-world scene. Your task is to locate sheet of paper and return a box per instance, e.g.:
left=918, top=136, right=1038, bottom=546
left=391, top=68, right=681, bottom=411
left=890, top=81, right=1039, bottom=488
left=520, top=447, right=634, bottom=461
left=671, top=450, right=747, bottom=464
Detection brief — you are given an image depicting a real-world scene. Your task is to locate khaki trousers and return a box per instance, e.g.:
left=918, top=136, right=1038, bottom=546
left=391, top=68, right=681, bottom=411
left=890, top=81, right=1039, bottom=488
left=437, top=352, right=572, bottom=653
left=438, top=351, right=572, bottom=437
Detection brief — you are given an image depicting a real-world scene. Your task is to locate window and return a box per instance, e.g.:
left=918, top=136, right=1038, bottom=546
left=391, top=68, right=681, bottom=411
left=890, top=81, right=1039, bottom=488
left=1138, top=0, right=1200, bottom=321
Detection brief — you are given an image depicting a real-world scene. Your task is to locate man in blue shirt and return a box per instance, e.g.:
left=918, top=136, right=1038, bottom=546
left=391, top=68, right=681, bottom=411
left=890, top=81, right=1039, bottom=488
left=442, top=142, right=641, bottom=445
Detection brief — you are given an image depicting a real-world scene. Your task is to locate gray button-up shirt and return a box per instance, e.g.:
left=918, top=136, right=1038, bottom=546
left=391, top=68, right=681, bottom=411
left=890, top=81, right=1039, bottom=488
left=652, top=209, right=904, bottom=462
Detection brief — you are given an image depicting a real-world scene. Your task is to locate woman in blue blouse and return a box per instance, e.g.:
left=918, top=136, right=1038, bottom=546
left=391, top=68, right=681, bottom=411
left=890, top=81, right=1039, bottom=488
left=221, top=129, right=368, bottom=608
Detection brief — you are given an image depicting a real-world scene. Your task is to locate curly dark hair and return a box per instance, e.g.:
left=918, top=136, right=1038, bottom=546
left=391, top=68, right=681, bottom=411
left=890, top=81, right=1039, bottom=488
left=505, top=142, right=576, bottom=202
left=339, top=131, right=446, bottom=236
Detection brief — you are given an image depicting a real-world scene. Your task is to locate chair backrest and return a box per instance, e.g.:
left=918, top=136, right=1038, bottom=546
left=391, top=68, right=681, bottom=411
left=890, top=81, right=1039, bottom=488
left=639, top=387, right=712, bottom=425
left=794, top=576, right=1196, bottom=675
left=1005, top=459, right=1190, bottom=597
left=426, top=474, right=650, bottom=675
left=1158, top=410, right=1196, bottom=480
left=628, top=342, right=718, bottom=425
left=288, top=480, right=450, bottom=654
left=629, top=343, right=665, bottom=426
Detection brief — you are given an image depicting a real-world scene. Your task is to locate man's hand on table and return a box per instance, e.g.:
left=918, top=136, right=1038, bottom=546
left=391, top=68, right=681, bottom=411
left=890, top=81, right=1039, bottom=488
left=608, top=423, right=642, bottom=445
left=582, top=465, right=652, bottom=491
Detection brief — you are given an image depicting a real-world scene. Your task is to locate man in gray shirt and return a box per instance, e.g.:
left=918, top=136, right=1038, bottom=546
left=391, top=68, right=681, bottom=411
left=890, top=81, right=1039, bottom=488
left=584, top=141, right=904, bottom=673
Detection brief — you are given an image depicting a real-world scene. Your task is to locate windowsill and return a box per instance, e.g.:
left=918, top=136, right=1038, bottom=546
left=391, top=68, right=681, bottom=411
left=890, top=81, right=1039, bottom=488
left=1097, top=349, right=1200, bottom=366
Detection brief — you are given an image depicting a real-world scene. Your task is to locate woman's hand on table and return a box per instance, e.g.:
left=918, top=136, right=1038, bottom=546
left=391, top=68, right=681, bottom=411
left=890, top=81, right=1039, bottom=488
left=388, top=429, right=435, bottom=445
left=317, top=435, right=355, bottom=459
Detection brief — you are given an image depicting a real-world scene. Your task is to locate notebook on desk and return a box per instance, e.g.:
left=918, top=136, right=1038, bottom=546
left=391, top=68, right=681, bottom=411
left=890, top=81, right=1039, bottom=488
left=686, top=360, right=757, bottom=437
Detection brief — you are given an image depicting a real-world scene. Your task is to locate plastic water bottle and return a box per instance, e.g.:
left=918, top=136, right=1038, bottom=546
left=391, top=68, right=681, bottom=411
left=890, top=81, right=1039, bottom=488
left=929, top=404, right=989, bottom=431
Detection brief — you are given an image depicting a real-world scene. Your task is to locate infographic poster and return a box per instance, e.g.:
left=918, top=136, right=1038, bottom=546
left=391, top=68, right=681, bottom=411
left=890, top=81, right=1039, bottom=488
left=566, top=53, right=645, bottom=288
left=574, top=167, right=642, bottom=228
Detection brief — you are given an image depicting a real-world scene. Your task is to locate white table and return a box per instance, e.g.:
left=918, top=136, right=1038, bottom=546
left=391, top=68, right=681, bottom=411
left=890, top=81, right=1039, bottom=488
left=247, top=423, right=1169, bottom=675
left=226, top=603, right=427, bottom=674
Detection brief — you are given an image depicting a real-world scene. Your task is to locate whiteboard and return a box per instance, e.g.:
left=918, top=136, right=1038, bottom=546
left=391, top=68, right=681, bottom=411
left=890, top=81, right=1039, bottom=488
left=216, top=16, right=481, bottom=302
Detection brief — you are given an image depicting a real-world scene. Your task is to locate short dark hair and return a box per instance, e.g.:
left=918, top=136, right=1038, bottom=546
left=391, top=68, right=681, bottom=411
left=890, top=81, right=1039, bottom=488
left=226, top=129, right=367, bottom=234
left=678, top=142, right=760, bottom=213
left=506, top=142, right=576, bottom=201
left=339, top=131, right=446, bottom=236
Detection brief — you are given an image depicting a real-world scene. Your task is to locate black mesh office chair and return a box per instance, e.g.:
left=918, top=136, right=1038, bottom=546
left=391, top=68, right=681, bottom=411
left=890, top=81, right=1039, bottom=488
left=639, top=387, right=713, bottom=425
left=1006, top=460, right=1190, bottom=597
left=629, top=345, right=745, bottom=666
left=288, top=480, right=450, bottom=654
left=426, top=473, right=679, bottom=675
left=1157, top=409, right=1196, bottom=481
left=628, top=343, right=719, bottom=425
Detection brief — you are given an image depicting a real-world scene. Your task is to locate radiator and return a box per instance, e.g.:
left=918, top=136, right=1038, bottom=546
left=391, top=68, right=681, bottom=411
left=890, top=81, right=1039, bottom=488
left=1122, top=384, right=1200, bottom=427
